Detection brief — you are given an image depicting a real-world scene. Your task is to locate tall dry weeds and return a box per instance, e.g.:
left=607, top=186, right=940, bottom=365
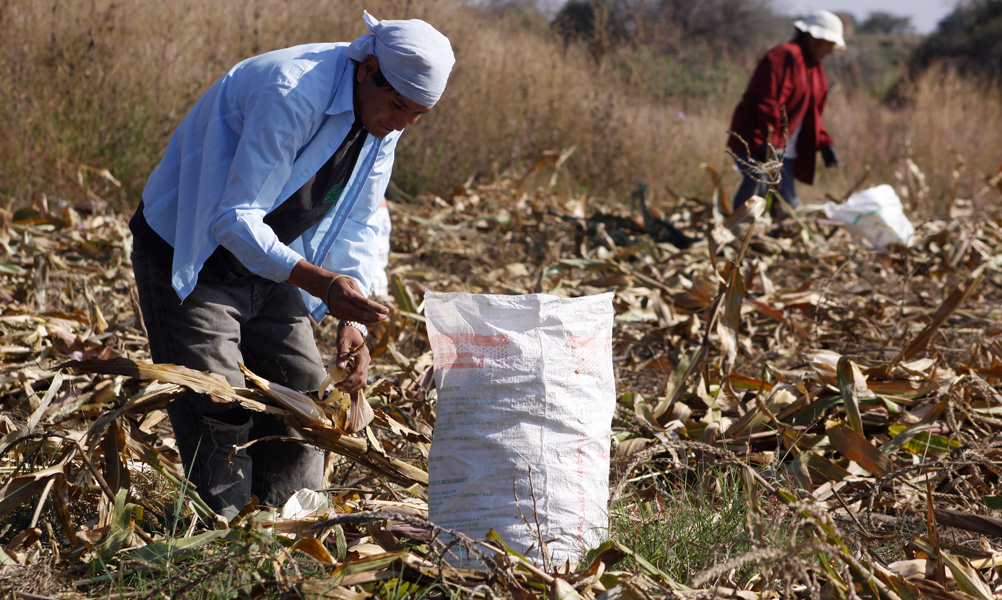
left=811, top=64, right=1002, bottom=215
left=1, top=0, right=1000, bottom=217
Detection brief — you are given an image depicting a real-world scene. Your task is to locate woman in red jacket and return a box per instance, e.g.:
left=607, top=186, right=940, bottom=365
left=727, top=10, right=845, bottom=213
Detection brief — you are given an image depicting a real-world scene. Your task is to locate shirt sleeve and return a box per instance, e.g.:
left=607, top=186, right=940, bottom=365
left=747, top=49, right=795, bottom=152
left=209, top=84, right=315, bottom=282
left=815, top=75, right=834, bottom=148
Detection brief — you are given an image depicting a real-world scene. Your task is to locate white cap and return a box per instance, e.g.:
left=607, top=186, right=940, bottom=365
left=346, top=11, right=455, bottom=107
left=794, top=10, right=846, bottom=48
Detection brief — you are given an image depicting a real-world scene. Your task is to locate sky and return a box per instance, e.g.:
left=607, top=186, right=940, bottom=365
left=779, top=0, right=960, bottom=34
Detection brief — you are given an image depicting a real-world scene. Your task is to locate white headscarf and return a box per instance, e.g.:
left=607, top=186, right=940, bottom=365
left=346, top=11, right=455, bottom=107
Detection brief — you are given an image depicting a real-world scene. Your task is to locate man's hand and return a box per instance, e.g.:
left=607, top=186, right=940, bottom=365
left=335, top=324, right=370, bottom=392
left=820, top=145, right=840, bottom=168
left=287, top=260, right=389, bottom=323
left=325, top=275, right=389, bottom=323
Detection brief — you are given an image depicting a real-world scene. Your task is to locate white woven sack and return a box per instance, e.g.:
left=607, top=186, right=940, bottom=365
left=824, top=184, right=914, bottom=249
left=425, top=292, right=616, bottom=566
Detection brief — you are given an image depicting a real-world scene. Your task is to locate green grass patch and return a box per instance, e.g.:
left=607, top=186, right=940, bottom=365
left=609, top=467, right=800, bottom=586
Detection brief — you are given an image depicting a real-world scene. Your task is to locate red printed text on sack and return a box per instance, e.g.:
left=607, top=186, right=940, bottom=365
left=430, top=333, right=510, bottom=369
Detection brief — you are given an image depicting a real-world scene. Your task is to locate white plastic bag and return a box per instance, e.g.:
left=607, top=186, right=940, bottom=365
left=425, top=292, right=616, bottom=566
left=280, top=488, right=327, bottom=520
left=823, top=184, right=914, bottom=249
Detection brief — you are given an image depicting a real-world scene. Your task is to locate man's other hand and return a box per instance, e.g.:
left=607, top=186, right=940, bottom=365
left=334, top=324, right=369, bottom=392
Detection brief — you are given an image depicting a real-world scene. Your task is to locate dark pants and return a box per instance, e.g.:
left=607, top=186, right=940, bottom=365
left=732, top=151, right=801, bottom=213
left=130, top=210, right=325, bottom=519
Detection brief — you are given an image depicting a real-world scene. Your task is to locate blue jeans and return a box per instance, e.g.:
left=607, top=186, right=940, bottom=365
left=731, top=151, right=801, bottom=213
left=131, top=210, right=326, bottom=518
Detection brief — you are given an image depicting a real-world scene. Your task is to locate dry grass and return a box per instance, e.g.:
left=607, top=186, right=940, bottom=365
left=1, top=0, right=1000, bottom=218
left=820, top=63, right=1002, bottom=215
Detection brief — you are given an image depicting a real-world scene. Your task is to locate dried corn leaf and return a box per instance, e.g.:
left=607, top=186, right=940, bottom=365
left=836, top=356, right=869, bottom=434
left=893, top=275, right=984, bottom=364
left=826, top=421, right=892, bottom=477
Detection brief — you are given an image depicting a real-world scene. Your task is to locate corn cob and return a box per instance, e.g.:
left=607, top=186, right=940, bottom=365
left=318, top=344, right=373, bottom=433
left=318, top=343, right=362, bottom=399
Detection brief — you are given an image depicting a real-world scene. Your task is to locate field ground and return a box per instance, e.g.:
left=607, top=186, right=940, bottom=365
left=3, top=165, right=1002, bottom=598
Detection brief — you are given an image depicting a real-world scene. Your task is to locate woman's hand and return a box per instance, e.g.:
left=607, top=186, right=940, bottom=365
left=820, top=145, right=840, bottom=168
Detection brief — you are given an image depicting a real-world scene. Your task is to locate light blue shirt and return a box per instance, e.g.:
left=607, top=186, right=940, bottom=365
left=142, top=43, right=399, bottom=321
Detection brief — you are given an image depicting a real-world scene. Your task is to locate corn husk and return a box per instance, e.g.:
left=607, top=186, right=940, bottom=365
left=240, top=364, right=331, bottom=427
left=348, top=389, right=374, bottom=433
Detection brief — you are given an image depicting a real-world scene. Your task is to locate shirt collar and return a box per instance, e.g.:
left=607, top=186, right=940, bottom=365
left=795, top=37, right=821, bottom=66
left=326, top=59, right=357, bottom=117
